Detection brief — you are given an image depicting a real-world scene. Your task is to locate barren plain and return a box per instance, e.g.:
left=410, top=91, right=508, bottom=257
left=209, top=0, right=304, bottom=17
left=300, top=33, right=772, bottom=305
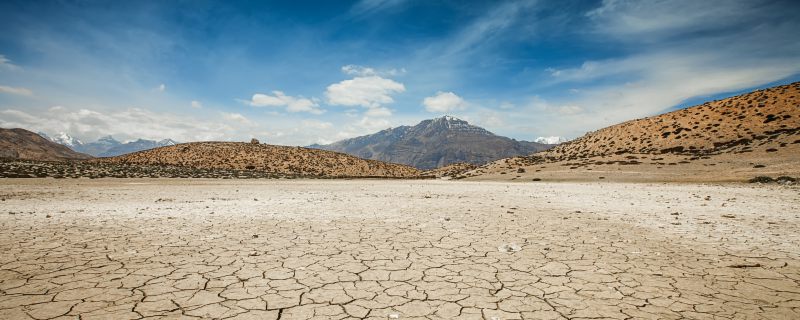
left=1, top=179, right=799, bottom=320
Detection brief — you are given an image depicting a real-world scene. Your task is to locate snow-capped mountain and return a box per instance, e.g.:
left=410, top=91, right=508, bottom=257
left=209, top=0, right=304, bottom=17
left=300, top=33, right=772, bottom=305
left=39, top=132, right=83, bottom=147
left=534, top=136, right=568, bottom=144
left=38, top=132, right=178, bottom=157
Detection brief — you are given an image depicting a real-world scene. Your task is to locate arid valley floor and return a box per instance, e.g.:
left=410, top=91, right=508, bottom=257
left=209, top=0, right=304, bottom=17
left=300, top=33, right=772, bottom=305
left=0, top=179, right=798, bottom=319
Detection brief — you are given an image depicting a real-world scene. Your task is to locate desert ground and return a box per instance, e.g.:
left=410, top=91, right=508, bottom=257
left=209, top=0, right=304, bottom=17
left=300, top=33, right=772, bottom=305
left=0, top=179, right=799, bottom=320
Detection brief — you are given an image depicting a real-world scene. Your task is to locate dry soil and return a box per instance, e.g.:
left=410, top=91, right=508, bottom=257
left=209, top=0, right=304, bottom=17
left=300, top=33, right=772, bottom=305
left=0, top=179, right=799, bottom=319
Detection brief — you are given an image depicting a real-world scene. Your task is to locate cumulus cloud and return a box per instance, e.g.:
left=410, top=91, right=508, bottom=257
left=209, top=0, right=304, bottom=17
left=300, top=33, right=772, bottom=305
left=247, top=91, right=324, bottom=114
left=191, top=100, right=202, bottom=108
left=325, top=76, right=405, bottom=112
left=422, top=91, right=466, bottom=113
left=0, top=85, right=33, bottom=96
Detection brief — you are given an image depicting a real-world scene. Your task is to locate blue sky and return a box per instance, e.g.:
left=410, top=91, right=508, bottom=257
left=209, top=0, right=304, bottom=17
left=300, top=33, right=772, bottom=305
left=1, top=0, right=798, bottom=145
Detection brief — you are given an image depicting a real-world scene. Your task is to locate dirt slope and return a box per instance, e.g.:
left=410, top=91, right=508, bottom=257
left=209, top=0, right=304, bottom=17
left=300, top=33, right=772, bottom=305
left=464, top=82, right=800, bottom=182
left=93, top=141, right=421, bottom=178
left=0, top=128, right=92, bottom=161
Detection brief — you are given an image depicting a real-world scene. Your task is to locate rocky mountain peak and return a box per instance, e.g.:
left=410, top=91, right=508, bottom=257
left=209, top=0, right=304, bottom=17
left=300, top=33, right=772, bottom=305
left=311, top=116, right=553, bottom=169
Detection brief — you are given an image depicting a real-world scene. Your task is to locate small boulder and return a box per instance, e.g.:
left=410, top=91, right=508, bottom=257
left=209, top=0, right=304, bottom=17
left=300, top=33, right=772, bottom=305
left=250, top=138, right=260, bottom=144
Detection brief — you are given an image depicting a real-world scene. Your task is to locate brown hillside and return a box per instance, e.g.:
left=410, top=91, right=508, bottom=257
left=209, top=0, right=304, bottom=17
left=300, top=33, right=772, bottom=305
left=465, top=82, right=800, bottom=182
left=543, top=82, right=799, bottom=160
left=0, top=128, right=92, bottom=161
left=93, top=142, right=421, bottom=178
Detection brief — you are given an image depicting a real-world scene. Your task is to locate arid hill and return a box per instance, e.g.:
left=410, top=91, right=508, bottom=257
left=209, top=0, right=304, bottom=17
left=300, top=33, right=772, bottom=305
left=93, top=142, right=421, bottom=178
left=464, top=82, right=800, bottom=182
left=0, top=128, right=92, bottom=161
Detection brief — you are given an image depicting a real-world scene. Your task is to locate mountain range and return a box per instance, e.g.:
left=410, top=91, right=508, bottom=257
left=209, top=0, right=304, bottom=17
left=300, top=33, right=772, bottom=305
left=38, top=132, right=177, bottom=157
left=310, top=116, right=555, bottom=169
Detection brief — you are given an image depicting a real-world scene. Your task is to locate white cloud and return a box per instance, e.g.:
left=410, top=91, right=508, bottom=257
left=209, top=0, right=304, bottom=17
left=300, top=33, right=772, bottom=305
left=341, top=65, right=406, bottom=77
left=586, top=0, right=765, bottom=39
left=247, top=91, right=324, bottom=114
left=444, top=1, right=538, bottom=56
left=342, top=65, right=377, bottom=76
left=157, top=84, right=166, bottom=92
left=534, top=136, right=568, bottom=144
left=0, top=85, right=33, bottom=96
left=191, top=100, right=202, bottom=108
left=357, top=116, right=391, bottom=131
left=0, top=55, right=20, bottom=70
left=221, top=112, right=252, bottom=125
left=0, top=107, right=237, bottom=142
left=325, top=76, right=405, bottom=109
left=350, top=0, right=408, bottom=17
left=517, top=0, right=800, bottom=139
left=423, top=91, right=466, bottom=113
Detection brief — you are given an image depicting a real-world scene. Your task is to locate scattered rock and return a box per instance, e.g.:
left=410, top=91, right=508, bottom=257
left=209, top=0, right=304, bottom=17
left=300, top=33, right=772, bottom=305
left=728, top=262, right=761, bottom=268
left=250, top=138, right=260, bottom=144
left=497, top=243, right=522, bottom=253
left=749, top=176, right=774, bottom=183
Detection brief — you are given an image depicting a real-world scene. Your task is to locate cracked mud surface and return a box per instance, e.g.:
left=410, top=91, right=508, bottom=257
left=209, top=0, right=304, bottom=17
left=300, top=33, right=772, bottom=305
left=1, top=179, right=799, bottom=319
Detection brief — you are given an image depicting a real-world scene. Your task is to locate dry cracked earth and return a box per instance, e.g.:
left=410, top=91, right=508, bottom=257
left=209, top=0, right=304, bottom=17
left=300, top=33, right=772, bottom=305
left=0, top=179, right=799, bottom=320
